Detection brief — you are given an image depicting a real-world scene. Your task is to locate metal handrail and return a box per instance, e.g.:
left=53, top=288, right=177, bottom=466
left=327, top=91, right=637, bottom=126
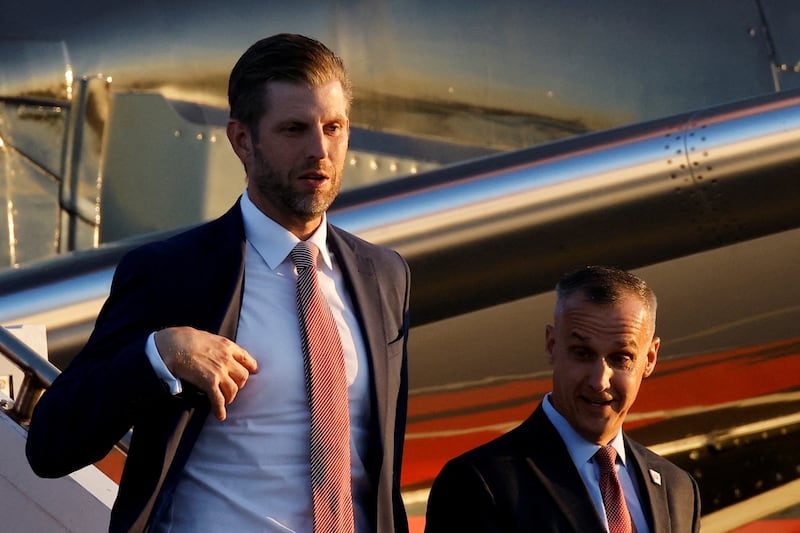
left=0, top=325, right=61, bottom=424
left=0, top=325, right=132, bottom=456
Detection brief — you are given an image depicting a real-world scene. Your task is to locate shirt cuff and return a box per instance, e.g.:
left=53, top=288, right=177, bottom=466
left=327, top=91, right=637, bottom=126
left=146, top=332, right=182, bottom=395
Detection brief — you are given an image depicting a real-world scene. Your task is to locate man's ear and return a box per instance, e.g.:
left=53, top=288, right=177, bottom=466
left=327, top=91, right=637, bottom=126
left=544, top=325, right=556, bottom=365
left=227, top=119, right=253, bottom=165
left=643, top=336, right=660, bottom=378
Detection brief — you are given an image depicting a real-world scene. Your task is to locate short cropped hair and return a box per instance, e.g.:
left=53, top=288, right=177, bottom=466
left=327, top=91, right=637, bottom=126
left=555, top=265, right=657, bottom=327
left=228, top=33, right=352, bottom=136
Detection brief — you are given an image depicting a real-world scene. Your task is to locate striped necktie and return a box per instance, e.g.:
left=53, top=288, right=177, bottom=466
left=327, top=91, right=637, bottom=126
left=291, top=241, right=354, bottom=533
left=595, top=445, right=633, bottom=533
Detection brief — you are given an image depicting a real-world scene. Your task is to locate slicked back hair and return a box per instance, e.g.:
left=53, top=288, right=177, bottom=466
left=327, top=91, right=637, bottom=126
left=228, top=33, right=352, bottom=139
left=554, top=265, right=658, bottom=333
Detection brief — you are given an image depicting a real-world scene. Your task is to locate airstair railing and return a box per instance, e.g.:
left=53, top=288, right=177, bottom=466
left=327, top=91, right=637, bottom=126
left=0, top=325, right=60, bottom=424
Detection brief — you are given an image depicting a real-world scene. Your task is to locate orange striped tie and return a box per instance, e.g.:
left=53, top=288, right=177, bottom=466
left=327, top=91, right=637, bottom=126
left=291, top=241, right=354, bottom=533
left=596, top=446, right=633, bottom=533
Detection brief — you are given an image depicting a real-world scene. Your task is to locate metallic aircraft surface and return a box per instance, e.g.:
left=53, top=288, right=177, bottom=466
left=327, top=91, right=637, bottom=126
left=1, top=1, right=800, bottom=530
left=3, top=0, right=800, bottom=266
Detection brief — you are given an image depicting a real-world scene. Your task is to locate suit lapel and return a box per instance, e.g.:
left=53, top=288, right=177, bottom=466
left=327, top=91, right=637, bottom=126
left=147, top=201, right=247, bottom=528
left=327, top=227, right=389, bottom=435
left=214, top=237, right=246, bottom=340
left=203, top=200, right=247, bottom=340
left=626, top=438, right=670, bottom=533
left=525, top=407, right=607, bottom=532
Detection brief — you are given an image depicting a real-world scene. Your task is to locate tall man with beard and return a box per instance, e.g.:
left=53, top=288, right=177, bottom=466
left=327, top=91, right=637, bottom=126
left=27, top=34, right=411, bottom=533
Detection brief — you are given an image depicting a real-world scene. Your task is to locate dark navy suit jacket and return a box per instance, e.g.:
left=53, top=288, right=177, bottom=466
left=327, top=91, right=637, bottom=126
left=425, top=404, right=701, bottom=533
left=26, top=200, right=411, bottom=532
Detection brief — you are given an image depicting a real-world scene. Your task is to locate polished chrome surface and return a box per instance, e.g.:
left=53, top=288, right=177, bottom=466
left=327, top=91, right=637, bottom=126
left=1, top=88, right=799, bottom=363
left=333, top=89, right=800, bottom=323
left=4, top=0, right=800, bottom=269
left=5, top=0, right=796, bottom=147
left=0, top=326, right=60, bottom=423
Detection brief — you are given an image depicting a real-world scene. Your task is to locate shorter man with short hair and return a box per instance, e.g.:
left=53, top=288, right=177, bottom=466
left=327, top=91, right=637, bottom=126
left=425, top=266, right=700, bottom=533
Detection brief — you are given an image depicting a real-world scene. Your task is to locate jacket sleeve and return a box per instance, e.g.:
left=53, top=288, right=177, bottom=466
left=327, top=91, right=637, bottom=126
left=26, top=247, right=178, bottom=478
left=425, top=457, right=505, bottom=533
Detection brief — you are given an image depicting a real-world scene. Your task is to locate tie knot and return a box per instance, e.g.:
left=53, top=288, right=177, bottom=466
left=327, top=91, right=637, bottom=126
left=595, top=445, right=618, bottom=473
left=291, top=241, right=319, bottom=270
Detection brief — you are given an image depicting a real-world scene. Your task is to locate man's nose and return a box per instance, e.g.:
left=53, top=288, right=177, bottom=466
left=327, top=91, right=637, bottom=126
left=588, top=357, right=614, bottom=391
left=306, top=126, right=327, bottom=160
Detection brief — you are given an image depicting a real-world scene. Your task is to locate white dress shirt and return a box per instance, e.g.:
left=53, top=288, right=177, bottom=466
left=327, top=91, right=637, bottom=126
left=542, top=394, right=650, bottom=533
left=148, top=191, right=372, bottom=532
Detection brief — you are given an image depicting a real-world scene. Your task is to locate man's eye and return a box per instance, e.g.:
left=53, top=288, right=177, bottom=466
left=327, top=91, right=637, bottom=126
left=572, top=349, right=591, bottom=359
left=608, top=354, right=634, bottom=370
left=281, top=123, right=305, bottom=134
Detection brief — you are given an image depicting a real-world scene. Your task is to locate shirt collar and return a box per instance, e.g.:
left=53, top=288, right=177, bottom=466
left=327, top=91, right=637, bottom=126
left=542, top=393, right=628, bottom=468
left=240, top=190, right=332, bottom=270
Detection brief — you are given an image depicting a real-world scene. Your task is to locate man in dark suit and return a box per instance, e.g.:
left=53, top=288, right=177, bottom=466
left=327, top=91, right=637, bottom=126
left=26, top=34, right=410, bottom=533
left=425, top=266, right=700, bottom=533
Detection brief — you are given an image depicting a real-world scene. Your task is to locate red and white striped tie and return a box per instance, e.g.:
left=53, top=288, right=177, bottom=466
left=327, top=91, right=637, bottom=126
left=596, top=445, right=633, bottom=533
left=291, top=241, right=354, bottom=533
